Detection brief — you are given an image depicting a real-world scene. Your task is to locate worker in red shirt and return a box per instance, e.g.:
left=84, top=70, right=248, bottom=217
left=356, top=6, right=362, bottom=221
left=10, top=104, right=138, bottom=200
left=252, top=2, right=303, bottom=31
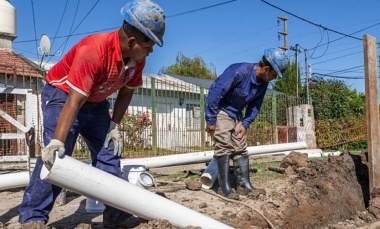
left=18, top=1, right=165, bottom=228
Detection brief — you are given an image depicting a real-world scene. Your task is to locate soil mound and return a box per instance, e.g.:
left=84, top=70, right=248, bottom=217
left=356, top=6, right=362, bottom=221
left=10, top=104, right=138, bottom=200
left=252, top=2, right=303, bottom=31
left=261, top=151, right=369, bottom=228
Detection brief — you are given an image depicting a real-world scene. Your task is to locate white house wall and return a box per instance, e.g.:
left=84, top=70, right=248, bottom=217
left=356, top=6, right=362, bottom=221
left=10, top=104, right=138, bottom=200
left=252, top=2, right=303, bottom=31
left=128, top=94, right=204, bottom=150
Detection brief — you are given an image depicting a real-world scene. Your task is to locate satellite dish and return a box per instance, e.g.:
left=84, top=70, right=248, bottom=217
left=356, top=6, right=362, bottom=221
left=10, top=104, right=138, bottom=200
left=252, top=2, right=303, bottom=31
left=39, top=34, right=51, bottom=56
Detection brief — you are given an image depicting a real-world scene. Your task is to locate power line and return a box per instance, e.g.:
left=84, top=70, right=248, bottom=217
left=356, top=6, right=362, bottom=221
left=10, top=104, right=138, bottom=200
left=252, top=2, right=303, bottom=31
left=260, top=0, right=363, bottom=41
left=327, top=65, right=364, bottom=75
left=15, top=0, right=237, bottom=44
left=312, top=50, right=363, bottom=65
left=30, top=0, right=39, bottom=60
left=196, top=25, right=277, bottom=55
left=307, top=21, right=380, bottom=52
left=60, top=0, right=81, bottom=61
left=306, top=29, right=330, bottom=59
left=15, top=28, right=115, bottom=43
left=317, top=45, right=362, bottom=57
left=167, top=0, right=237, bottom=18
left=312, top=72, right=365, bottom=79
left=44, top=0, right=101, bottom=66
left=210, top=39, right=278, bottom=62
left=51, top=0, right=69, bottom=50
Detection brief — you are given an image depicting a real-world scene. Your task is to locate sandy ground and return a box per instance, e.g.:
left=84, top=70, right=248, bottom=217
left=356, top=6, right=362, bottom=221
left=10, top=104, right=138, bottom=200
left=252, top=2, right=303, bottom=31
left=2, top=152, right=380, bottom=229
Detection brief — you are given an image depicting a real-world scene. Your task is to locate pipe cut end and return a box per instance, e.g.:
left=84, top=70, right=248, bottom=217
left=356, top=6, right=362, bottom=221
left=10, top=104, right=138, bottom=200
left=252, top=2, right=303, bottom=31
left=200, top=174, right=213, bottom=189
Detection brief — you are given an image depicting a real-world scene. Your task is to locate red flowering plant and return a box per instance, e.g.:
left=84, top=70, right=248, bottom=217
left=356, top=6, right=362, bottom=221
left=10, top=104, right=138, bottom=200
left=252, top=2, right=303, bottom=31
left=121, top=111, right=152, bottom=150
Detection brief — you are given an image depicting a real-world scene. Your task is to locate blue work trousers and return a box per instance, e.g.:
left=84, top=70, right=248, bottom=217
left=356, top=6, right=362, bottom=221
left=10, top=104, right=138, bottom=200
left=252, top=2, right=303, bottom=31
left=18, top=84, right=121, bottom=223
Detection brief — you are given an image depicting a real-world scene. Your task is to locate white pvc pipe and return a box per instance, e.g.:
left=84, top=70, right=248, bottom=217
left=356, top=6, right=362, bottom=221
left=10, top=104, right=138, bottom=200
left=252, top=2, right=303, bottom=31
left=40, top=155, right=233, bottom=229
left=200, top=158, right=218, bottom=189
left=0, top=171, right=29, bottom=191
left=121, top=142, right=308, bottom=169
left=200, top=146, right=317, bottom=189
left=0, top=142, right=309, bottom=191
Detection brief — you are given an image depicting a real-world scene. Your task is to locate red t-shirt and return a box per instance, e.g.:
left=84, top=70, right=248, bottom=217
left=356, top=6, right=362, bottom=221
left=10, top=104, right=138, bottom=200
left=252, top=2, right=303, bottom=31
left=45, top=30, right=144, bottom=103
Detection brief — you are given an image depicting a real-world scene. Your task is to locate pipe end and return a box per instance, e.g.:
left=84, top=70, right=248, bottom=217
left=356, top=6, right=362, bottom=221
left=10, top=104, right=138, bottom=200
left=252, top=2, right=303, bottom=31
left=200, top=174, right=213, bottom=189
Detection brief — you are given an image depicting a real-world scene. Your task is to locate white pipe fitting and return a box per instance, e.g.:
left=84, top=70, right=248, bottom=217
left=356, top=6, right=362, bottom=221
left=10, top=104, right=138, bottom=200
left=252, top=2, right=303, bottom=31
left=122, top=165, right=155, bottom=189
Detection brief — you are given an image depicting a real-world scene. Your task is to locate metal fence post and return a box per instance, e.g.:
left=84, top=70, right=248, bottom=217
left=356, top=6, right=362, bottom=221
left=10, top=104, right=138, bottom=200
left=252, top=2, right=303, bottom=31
left=272, top=94, right=278, bottom=144
left=150, top=78, right=157, bottom=155
left=200, top=87, right=205, bottom=148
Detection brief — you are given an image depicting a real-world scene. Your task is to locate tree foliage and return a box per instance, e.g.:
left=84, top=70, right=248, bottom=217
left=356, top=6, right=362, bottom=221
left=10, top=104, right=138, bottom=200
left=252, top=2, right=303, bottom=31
left=159, top=52, right=217, bottom=79
left=273, top=60, right=301, bottom=96
left=302, top=77, right=365, bottom=120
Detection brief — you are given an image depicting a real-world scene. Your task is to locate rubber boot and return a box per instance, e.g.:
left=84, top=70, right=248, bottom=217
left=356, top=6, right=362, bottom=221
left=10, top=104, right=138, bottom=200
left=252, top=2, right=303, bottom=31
left=233, top=155, right=254, bottom=191
left=216, top=155, right=239, bottom=200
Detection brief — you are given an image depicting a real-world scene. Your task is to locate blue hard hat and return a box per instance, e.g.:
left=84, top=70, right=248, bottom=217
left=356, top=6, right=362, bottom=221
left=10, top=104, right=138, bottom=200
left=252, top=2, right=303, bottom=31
left=121, top=0, right=166, bottom=47
left=264, top=48, right=290, bottom=78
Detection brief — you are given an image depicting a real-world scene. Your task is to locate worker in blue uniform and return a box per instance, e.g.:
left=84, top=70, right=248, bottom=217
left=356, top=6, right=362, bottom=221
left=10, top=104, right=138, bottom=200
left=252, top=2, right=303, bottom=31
left=205, top=48, right=290, bottom=199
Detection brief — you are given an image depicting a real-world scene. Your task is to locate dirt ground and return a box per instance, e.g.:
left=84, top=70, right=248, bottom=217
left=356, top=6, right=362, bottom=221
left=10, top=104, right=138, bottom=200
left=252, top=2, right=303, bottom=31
left=2, top=151, right=380, bottom=229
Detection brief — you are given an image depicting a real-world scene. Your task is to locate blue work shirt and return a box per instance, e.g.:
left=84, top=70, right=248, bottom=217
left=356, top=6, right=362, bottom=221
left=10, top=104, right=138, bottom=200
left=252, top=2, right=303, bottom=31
left=205, top=63, right=269, bottom=129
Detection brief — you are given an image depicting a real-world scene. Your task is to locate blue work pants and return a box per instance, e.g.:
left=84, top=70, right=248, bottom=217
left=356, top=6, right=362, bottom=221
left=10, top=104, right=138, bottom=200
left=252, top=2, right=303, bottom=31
left=18, top=84, right=121, bottom=223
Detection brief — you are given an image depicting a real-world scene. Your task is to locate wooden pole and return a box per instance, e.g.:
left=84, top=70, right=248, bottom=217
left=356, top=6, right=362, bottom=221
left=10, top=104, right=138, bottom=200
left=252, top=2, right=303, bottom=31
left=363, top=34, right=380, bottom=194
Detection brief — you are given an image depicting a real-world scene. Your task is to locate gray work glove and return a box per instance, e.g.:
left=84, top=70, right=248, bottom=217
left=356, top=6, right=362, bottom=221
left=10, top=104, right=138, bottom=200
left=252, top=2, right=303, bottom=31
left=104, top=121, right=123, bottom=157
left=41, top=139, right=65, bottom=170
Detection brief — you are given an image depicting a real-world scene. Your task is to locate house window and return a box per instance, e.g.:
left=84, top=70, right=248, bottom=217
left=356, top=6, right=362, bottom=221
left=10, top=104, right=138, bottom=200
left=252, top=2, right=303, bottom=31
left=186, top=104, right=200, bottom=130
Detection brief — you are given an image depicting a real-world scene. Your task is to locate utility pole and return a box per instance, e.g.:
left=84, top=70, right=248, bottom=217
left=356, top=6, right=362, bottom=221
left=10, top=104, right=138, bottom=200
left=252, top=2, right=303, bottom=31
left=290, top=44, right=301, bottom=97
left=363, top=34, right=380, bottom=195
left=277, top=16, right=288, bottom=52
left=304, top=49, right=310, bottom=105
left=308, top=64, right=312, bottom=105
left=378, top=42, right=380, bottom=79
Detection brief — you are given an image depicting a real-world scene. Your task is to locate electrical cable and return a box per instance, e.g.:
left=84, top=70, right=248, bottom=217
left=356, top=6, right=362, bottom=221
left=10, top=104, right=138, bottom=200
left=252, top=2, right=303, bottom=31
left=260, top=0, right=362, bottom=41
left=44, top=0, right=101, bottom=66
left=327, top=65, right=364, bottom=75
left=51, top=0, right=69, bottom=51
left=59, top=0, right=80, bottom=62
left=312, top=73, right=365, bottom=79
left=210, top=40, right=278, bottom=62
left=307, top=21, right=380, bottom=52
left=59, top=0, right=81, bottom=61
left=30, top=0, right=39, bottom=60
left=167, top=0, right=237, bottom=18
left=307, top=29, right=330, bottom=59
left=196, top=25, right=278, bottom=55
left=307, top=27, right=326, bottom=58
left=15, top=0, right=237, bottom=44
left=312, top=50, right=362, bottom=65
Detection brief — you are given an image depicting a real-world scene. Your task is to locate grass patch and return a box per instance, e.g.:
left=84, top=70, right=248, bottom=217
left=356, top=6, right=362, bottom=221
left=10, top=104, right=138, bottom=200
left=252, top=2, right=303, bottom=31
left=250, top=161, right=287, bottom=182
left=154, top=161, right=289, bottom=183
left=348, top=150, right=362, bottom=155
left=153, top=171, right=200, bottom=182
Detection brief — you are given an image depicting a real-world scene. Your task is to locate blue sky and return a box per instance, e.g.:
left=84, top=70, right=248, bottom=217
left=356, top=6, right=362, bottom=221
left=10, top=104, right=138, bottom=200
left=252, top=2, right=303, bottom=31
left=9, top=0, right=380, bottom=93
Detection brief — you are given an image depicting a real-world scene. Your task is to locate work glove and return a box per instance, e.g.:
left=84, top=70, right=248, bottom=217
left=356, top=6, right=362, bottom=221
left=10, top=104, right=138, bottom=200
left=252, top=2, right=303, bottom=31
left=104, top=121, right=123, bottom=157
left=41, top=139, right=65, bottom=170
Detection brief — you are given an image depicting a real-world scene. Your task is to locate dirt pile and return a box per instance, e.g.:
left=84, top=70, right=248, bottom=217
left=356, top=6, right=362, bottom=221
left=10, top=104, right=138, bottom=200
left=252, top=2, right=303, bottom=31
left=140, top=151, right=375, bottom=229
left=261, top=151, right=369, bottom=228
